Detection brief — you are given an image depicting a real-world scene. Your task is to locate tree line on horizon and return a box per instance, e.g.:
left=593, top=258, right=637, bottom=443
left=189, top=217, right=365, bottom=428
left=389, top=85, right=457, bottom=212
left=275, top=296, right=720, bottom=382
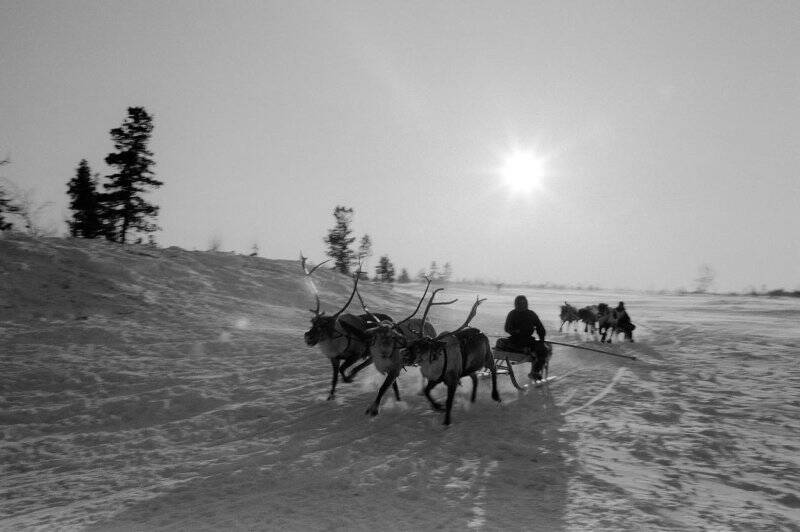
left=322, top=205, right=452, bottom=284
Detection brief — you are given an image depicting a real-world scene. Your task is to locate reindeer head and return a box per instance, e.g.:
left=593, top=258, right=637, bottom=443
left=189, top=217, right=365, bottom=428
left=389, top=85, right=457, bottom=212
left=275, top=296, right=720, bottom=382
left=403, top=336, right=448, bottom=367
left=304, top=313, right=336, bottom=346
left=301, top=254, right=358, bottom=346
left=362, top=321, right=403, bottom=357
left=358, top=277, right=436, bottom=361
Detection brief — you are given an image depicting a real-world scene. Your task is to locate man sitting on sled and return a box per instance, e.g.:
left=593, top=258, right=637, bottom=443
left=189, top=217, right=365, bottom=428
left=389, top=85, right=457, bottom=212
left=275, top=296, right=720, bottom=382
left=497, top=295, right=549, bottom=380
left=615, top=301, right=636, bottom=342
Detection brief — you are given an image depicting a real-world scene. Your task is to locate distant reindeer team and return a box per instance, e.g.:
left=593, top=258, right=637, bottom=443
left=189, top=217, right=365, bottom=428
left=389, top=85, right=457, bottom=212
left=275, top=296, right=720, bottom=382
left=301, top=255, right=500, bottom=426
left=559, top=301, right=635, bottom=343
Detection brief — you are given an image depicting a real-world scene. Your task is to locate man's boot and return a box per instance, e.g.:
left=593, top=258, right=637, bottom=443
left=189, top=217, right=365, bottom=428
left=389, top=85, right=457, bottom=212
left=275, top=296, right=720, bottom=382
left=524, top=347, right=539, bottom=379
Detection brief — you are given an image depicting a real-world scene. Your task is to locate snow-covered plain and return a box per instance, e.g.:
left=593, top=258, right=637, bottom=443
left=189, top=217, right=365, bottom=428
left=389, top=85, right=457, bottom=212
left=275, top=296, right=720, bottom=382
left=1, top=233, right=798, bottom=531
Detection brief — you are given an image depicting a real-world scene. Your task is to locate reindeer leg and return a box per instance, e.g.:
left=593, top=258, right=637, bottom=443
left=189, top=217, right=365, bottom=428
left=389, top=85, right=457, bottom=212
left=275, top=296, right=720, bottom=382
left=339, top=353, right=355, bottom=382
left=489, top=361, right=501, bottom=402
left=328, top=358, right=340, bottom=401
left=343, top=356, right=372, bottom=382
left=444, top=383, right=457, bottom=426
left=469, top=373, right=478, bottom=402
left=365, top=370, right=398, bottom=417
left=392, top=379, right=401, bottom=402
left=340, top=354, right=356, bottom=380
left=424, top=380, right=443, bottom=411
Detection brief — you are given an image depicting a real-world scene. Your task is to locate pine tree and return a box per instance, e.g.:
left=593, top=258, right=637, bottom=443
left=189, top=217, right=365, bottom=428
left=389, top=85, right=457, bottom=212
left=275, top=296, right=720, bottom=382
left=0, top=188, right=18, bottom=231
left=694, top=264, right=716, bottom=293
left=0, top=157, right=20, bottom=231
left=66, top=159, right=103, bottom=238
left=375, top=255, right=395, bottom=283
left=398, top=268, right=410, bottom=283
left=429, top=260, right=439, bottom=280
left=104, top=107, right=163, bottom=243
left=356, top=234, right=372, bottom=279
left=324, top=205, right=356, bottom=274
left=442, top=262, right=453, bottom=282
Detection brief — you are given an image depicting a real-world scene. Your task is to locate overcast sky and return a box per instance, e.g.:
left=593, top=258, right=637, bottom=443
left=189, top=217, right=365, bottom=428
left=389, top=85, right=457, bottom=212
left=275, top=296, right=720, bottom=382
left=1, top=0, right=798, bottom=291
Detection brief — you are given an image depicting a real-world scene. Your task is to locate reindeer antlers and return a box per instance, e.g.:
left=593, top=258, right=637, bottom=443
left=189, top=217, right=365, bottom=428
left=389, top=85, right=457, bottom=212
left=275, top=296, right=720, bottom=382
left=354, top=268, right=383, bottom=325
left=433, top=295, right=487, bottom=341
left=332, top=272, right=360, bottom=318
left=416, top=288, right=458, bottom=338
left=395, top=276, right=433, bottom=326
left=300, top=252, right=355, bottom=317
left=300, top=252, right=331, bottom=276
left=300, top=252, right=325, bottom=315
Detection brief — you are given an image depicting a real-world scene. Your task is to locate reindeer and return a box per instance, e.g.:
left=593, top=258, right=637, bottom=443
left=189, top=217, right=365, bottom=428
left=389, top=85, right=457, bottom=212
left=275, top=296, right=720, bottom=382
left=577, top=305, right=599, bottom=334
left=358, top=279, right=437, bottom=417
left=302, top=255, right=384, bottom=400
left=559, top=302, right=580, bottom=332
left=404, top=291, right=501, bottom=426
left=596, top=303, right=617, bottom=343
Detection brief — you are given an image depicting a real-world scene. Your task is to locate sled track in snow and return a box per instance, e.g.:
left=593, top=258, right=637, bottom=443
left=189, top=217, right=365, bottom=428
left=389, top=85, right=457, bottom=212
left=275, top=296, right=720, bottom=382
left=563, top=367, right=628, bottom=416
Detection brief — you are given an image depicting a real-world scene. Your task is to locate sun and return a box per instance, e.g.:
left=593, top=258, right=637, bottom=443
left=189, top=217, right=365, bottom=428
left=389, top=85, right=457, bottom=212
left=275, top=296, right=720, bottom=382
left=500, top=150, right=546, bottom=194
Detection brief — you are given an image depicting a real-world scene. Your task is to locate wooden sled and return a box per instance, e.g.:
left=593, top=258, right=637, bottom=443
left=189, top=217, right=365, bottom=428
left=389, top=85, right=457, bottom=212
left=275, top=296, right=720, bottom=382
left=481, top=341, right=554, bottom=390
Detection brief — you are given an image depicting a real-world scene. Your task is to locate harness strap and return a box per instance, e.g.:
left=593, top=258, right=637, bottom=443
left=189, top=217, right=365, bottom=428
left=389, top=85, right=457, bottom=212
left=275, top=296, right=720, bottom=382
left=333, top=326, right=365, bottom=359
left=438, top=344, right=448, bottom=383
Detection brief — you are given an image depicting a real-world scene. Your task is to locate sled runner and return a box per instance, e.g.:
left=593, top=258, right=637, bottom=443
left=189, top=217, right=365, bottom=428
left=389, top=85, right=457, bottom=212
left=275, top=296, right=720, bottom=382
left=486, top=342, right=553, bottom=391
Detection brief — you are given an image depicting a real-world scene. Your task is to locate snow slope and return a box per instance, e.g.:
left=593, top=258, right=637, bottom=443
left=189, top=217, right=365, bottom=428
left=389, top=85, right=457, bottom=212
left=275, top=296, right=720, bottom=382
left=1, top=233, right=798, bottom=530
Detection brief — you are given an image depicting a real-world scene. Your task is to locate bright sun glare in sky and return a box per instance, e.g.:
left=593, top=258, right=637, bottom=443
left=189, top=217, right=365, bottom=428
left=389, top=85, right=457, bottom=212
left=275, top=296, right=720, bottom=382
left=500, top=151, right=546, bottom=194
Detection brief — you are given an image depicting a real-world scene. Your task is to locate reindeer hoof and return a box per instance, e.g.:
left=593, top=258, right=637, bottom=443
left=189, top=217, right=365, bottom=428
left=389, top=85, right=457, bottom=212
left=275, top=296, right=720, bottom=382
left=365, top=406, right=378, bottom=416
left=432, top=402, right=444, bottom=411
left=327, top=393, right=335, bottom=401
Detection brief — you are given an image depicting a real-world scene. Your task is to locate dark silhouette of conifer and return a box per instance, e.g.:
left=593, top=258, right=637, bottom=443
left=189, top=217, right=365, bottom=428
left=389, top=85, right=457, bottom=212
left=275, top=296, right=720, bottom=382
left=398, top=268, right=410, bottom=283
left=0, top=188, right=18, bottom=231
left=0, top=157, right=20, bottom=231
left=66, top=159, right=103, bottom=238
left=104, top=107, right=162, bottom=243
left=375, top=255, right=395, bottom=282
left=324, top=205, right=356, bottom=274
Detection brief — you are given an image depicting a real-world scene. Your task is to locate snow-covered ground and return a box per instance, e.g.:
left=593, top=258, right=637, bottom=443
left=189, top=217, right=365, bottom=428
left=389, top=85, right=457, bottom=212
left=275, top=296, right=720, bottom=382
left=1, top=233, right=798, bottom=530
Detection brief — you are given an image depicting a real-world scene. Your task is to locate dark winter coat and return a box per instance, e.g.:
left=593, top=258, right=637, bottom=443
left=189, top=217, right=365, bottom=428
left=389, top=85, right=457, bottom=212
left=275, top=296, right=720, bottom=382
left=504, top=295, right=546, bottom=344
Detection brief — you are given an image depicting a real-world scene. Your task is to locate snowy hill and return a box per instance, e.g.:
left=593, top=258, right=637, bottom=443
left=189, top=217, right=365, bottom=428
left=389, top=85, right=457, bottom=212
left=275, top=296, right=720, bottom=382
left=1, top=234, right=573, bottom=530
